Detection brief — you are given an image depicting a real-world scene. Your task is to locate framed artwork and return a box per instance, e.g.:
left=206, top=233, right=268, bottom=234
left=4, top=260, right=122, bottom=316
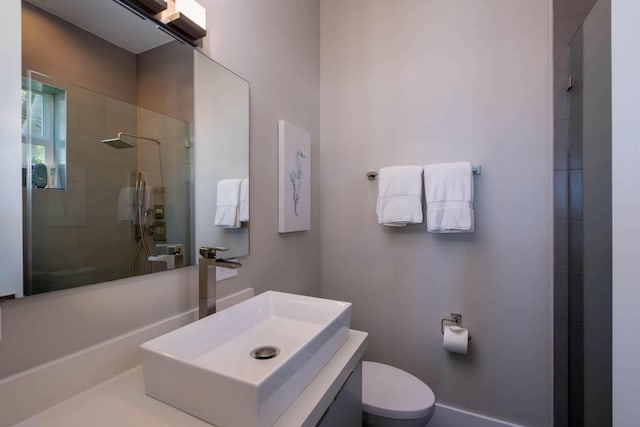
left=278, top=120, right=311, bottom=233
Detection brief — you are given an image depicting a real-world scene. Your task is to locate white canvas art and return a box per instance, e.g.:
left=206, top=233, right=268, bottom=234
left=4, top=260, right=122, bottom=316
left=278, top=120, right=311, bottom=233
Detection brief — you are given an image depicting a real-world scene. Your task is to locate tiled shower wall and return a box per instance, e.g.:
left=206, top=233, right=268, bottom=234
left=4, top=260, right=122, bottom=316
left=553, top=0, right=611, bottom=425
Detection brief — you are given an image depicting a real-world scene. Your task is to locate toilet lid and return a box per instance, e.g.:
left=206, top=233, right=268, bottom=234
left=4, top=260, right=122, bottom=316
left=362, top=361, right=435, bottom=420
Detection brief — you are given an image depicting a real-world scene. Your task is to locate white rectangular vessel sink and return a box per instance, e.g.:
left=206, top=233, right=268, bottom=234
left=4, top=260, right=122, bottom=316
left=140, top=291, right=352, bottom=427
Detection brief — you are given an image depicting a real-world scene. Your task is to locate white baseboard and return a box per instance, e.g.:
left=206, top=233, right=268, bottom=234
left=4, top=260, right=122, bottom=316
left=429, top=403, right=523, bottom=427
left=0, top=288, right=254, bottom=427
left=217, top=287, right=255, bottom=311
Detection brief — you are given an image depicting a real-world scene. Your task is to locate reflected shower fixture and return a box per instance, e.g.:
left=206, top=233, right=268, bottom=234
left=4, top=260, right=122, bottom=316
left=101, top=131, right=165, bottom=277
left=101, top=132, right=161, bottom=149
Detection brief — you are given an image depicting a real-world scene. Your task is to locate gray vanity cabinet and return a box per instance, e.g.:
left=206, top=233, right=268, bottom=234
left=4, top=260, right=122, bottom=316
left=317, top=362, right=363, bottom=427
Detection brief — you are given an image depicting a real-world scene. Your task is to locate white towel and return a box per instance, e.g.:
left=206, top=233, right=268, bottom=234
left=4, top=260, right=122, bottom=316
left=424, top=162, right=474, bottom=233
left=117, top=187, right=135, bottom=222
left=239, top=178, right=249, bottom=222
left=215, top=178, right=242, bottom=228
left=376, top=166, right=424, bottom=226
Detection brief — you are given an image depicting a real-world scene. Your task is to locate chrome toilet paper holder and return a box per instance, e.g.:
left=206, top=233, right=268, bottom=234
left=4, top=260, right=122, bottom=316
left=441, top=313, right=471, bottom=341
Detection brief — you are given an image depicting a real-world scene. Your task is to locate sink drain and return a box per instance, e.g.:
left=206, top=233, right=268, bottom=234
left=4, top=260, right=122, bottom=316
left=250, top=346, right=280, bottom=360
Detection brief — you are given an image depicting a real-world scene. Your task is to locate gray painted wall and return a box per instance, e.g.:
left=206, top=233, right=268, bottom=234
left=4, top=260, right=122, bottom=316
left=319, top=1, right=553, bottom=425
left=0, top=0, right=321, bottom=379
left=0, top=0, right=22, bottom=299
left=611, top=0, right=640, bottom=425
left=200, top=0, right=322, bottom=296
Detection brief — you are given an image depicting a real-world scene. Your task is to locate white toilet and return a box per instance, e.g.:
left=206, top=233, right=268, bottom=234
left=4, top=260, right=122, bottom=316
left=362, top=361, right=436, bottom=427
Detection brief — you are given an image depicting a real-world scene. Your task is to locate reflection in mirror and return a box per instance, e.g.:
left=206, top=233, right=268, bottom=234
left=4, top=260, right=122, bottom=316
left=15, top=0, right=249, bottom=299
left=23, top=67, right=193, bottom=295
left=195, top=53, right=250, bottom=260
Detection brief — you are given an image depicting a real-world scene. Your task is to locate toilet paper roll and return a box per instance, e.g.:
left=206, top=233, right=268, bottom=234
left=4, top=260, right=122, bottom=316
left=443, top=325, right=469, bottom=355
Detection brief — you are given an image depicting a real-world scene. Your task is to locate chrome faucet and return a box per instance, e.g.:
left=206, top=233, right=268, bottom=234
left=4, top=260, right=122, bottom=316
left=198, top=247, right=242, bottom=319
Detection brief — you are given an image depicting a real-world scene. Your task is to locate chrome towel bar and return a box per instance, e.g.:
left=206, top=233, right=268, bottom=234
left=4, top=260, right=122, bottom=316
left=366, top=164, right=481, bottom=180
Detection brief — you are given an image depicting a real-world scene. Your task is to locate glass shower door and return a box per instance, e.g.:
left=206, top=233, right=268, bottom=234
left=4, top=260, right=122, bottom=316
left=22, top=70, right=69, bottom=296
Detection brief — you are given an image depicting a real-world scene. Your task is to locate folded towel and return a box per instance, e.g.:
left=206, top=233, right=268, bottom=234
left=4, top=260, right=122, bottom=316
left=424, top=162, right=474, bottom=233
left=376, top=166, right=424, bottom=226
left=215, top=178, right=242, bottom=228
left=117, top=187, right=135, bottom=222
left=239, top=178, right=249, bottom=222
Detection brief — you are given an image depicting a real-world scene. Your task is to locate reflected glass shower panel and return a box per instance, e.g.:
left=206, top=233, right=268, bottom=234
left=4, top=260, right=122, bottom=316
left=561, top=2, right=612, bottom=425
left=22, top=72, right=192, bottom=296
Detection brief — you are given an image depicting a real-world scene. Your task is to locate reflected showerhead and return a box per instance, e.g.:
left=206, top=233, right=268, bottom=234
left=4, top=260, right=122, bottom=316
left=101, top=137, right=135, bottom=149
left=101, top=132, right=161, bottom=149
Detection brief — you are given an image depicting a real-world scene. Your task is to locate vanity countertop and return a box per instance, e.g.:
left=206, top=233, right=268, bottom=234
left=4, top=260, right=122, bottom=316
left=14, top=330, right=368, bottom=427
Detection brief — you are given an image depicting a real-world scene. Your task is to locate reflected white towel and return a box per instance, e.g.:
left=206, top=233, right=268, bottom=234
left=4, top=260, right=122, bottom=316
left=215, top=178, right=242, bottom=228
left=117, top=187, right=135, bottom=222
left=376, top=166, right=424, bottom=226
left=137, top=172, right=154, bottom=214
left=239, top=178, right=249, bottom=222
left=132, top=180, right=154, bottom=224
left=424, top=162, right=474, bottom=233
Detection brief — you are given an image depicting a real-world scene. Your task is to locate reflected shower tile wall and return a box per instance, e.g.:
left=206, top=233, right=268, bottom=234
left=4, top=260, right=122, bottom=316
left=568, top=118, right=583, bottom=170
left=84, top=244, right=135, bottom=283
left=31, top=220, right=81, bottom=252
left=555, top=120, right=569, bottom=170
left=133, top=41, right=195, bottom=265
left=554, top=171, right=569, bottom=220
left=22, top=0, right=196, bottom=290
left=164, top=191, right=191, bottom=240
left=136, top=41, right=194, bottom=124
left=583, top=322, right=612, bottom=427
left=134, top=97, right=192, bottom=258
left=32, top=247, right=84, bottom=274
left=582, top=115, right=612, bottom=169
left=22, top=3, right=137, bottom=104
left=30, top=85, right=141, bottom=287
left=554, top=373, right=570, bottom=426
left=87, top=191, right=122, bottom=222
left=583, top=167, right=612, bottom=222
left=105, top=97, right=139, bottom=136
left=553, top=0, right=601, bottom=426
left=22, top=1, right=196, bottom=291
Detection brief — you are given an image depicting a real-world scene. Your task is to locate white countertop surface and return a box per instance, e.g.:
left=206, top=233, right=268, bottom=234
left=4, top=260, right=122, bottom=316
left=14, top=330, right=368, bottom=427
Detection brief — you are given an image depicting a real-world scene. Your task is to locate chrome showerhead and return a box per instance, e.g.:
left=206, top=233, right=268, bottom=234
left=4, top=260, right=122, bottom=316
left=101, top=132, right=161, bottom=149
left=101, top=137, right=135, bottom=149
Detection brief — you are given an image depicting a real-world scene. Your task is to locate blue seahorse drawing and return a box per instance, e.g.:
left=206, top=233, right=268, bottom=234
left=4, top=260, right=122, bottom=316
left=290, top=149, right=306, bottom=216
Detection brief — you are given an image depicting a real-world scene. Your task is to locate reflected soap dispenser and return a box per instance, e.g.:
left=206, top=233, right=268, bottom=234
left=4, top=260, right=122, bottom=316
left=33, top=163, right=48, bottom=188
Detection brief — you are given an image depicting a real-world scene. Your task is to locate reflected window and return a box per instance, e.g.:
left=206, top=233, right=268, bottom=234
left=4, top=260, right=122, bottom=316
left=21, top=78, right=66, bottom=189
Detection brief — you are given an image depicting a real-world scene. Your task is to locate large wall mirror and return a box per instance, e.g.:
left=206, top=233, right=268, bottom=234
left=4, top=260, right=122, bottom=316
left=14, top=0, right=249, bottom=299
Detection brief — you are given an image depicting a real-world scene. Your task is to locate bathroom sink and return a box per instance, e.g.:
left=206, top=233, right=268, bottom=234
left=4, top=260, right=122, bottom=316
left=140, top=291, right=352, bottom=427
